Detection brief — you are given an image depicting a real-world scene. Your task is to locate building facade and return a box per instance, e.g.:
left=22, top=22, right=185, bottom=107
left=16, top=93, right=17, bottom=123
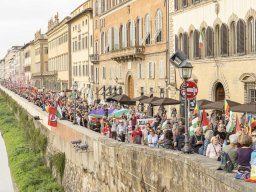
left=23, top=41, right=35, bottom=84
left=0, top=59, right=4, bottom=80
left=92, top=0, right=170, bottom=101
left=68, top=0, right=94, bottom=100
left=172, top=0, right=256, bottom=104
left=47, top=14, right=71, bottom=91
left=31, top=30, right=48, bottom=88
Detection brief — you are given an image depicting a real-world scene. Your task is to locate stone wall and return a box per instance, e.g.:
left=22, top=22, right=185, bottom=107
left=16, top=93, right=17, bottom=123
left=1, top=85, right=255, bottom=192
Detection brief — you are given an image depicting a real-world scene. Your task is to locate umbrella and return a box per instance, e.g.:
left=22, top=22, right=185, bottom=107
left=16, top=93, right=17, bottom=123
left=106, top=94, right=119, bottom=102
left=112, top=94, right=136, bottom=105
left=140, top=97, right=161, bottom=105
left=151, top=97, right=180, bottom=106
left=132, top=95, right=149, bottom=101
left=197, top=99, right=213, bottom=108
left=200, top=99, right=241, bottom=110
left=231, top=102, right=256, bottom=114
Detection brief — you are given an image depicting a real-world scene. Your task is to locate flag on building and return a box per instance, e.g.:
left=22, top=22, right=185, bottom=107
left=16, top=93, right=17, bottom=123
left=226, top=111, right=235, bottom=133
left=199, top=31, right=203, bottom=49
left=201, top=110, right=209, bottom=132
left=56, top=105, right=63, bottom=119
left=235, top=114, right=241, bottom=133
left=48, top=107, right=57, bottom=127
left=224, top=99, right=230, bottom=119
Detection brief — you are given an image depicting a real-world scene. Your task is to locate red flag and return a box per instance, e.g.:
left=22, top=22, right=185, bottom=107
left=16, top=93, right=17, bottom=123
left=235, top=114, right=240, bottom=133
left=201, top=110, right=209, bottom=131
left=48, top=107, right=57, bottom=127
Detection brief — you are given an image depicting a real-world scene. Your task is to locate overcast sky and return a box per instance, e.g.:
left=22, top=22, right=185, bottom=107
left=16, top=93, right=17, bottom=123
left=0, top=0, right=86, bottom=59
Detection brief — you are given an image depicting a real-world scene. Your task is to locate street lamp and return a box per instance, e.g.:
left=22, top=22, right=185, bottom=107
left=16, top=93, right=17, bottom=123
left=72, top=81, right=78, bottom=124
left=170, top=51, right=193, bottom=153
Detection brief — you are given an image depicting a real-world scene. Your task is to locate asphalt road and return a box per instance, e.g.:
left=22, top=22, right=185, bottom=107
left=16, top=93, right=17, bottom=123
left=0, top=132, right=14, bottom=192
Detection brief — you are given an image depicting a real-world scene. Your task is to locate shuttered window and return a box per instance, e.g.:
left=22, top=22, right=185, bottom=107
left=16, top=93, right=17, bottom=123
left=221, top=24, right=229, bottom=56
left=183, top=33, right=189, bottom=57
left=122, top=24, right=127, bottom=48
left=119, top=25, right=123, bottom=49
left=237, top=19, right=246, bottom=54
left=159, top=60, right=165, bottom=79
left=174, top=0, right=178, bottom=10
left=130, top=20, right=135, bottom=46
left=194, top=30, right=200, bottom=58
left=230, top=22, right=236, bottom=55
left=175, top=35, right=178, bottom=52
left=248, top=17, right=253, bottom=53
left=114, top=27, right=119, bottom=50
left=155, top=10, right=163, bottom=42
left=145, top=14, right=151, bottom=44
left=206, top=27, right=214, bottom=57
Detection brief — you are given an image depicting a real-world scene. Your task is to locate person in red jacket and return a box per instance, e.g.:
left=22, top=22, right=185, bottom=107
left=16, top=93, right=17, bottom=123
left=132, top=125, right=143, bottom=144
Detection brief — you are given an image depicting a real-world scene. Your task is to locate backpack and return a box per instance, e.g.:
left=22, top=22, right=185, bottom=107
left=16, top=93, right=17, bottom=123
left=135, top=133, right=142, bottom=144
left=177, top=135, right=185, bottom=151
left=219, top=152, right=234, bottom=173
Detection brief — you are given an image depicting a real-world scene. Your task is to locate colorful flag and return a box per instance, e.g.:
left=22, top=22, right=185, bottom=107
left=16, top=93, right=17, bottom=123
left=189, top=117, right=198, bottom=136
left=193, top=101, right=200, bottom=116
left=48, top=107, right=57, bottom=127
left=56, top=105, right=63, bottom=119
left=251, top=117, right=256, bottom=129
left=199, top=31, right=203, bottom=49
left=224, top=99, right=230, bottom=119
left=201, top=110, right=209, bottom=132
left=235, top=114, right=241, bottom=133
left=226, top=111, right=235, bottom=133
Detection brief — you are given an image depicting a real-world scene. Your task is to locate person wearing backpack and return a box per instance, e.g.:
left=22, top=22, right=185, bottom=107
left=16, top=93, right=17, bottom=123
left=132, top=125, right=142, bottom=144
left=223, top=134, right=238, bottom=169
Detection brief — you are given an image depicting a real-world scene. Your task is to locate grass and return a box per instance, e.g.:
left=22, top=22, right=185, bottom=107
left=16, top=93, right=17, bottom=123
left=0, top=95, right=64, bottom=192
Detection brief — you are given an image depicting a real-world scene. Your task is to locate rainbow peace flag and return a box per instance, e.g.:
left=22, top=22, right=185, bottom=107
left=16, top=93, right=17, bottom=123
left=224, top=99, right=230, bottom=118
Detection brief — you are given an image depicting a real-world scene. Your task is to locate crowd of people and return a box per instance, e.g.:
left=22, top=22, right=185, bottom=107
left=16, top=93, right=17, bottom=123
left=2, top=81, right=256, bottom=181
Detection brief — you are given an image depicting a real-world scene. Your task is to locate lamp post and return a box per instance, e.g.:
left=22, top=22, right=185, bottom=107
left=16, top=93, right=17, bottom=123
left=170, top=51, right=193, bottom=153
left=72, top=81, right=78, bottom=124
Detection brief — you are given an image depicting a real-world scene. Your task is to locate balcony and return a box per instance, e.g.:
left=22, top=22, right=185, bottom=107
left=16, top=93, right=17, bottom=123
left=111, top=46, right=145, bottom=63
left=89, top=54, right=99, bottom=64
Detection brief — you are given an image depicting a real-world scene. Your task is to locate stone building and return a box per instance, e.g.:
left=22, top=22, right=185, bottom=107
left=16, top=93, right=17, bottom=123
left=22, top=41, right=35, bottom=84
left=3, top=46, right=23, bottom=82
left=92, top=0, right=171, bottom=102
left=46, top=14, right=71, bottom=91
left=31, top=30, right=49, bottom=88
left=0, top=59, right=4, bottom=80
left=172, top=0, right=256, bottom=104
left=68, top=0, right=94, bottom=100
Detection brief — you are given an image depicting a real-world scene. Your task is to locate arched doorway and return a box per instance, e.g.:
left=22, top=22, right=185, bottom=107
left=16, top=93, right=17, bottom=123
left=215, top=82, right=225, bottom=101
left=128, top=75, right=134, bottom=98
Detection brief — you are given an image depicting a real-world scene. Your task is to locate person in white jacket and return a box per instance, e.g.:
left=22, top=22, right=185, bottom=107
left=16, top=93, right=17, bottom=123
left=206, top=136, right=222, bottom=160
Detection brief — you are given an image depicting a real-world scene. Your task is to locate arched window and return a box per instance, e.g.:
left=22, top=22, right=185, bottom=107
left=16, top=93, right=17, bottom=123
left=175, top=35, right=178, bottom=52
left=136, top=17, right=142, bottom=46
left=179, top=33, right=183, bottom=51
left=206, top=27, right=214, bottom=57
left=221, top=23, right=229, bottom=56
left=194, top=30, right=200, bottom=58
left=182, top=33, right=189, bottom=57
left=230, top=21, right=236, bottom=55
left=215, top=25, right=220, bottom=56
left=237, top=19, right=246, bottom=54
left=101, top=32, right=105, bottom=53
left=189, top=31, right=193, bottom=59
left=155, top=9, right=163, bottom=42
left=107, top=28, right=112, bottom=52
left=144, top=14, right=151, bottom=45
left=248, top=17, right=254, bottom=53
left=122, top=23, right=127, bottom=48
left=113, top=27, right=119, bottom=50
left=130, top=20, right=135, bottom=47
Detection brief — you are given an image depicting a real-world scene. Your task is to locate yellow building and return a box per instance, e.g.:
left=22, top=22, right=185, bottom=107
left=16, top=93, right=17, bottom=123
left=172, top=0, right=256, bottom=108
left=46, top=14, right=71, bottom=91
left=68, top=0, right=94, bottom=98
left=92, top=0, right=170, bottom=102
left=31, top=30, right=48, bottom=88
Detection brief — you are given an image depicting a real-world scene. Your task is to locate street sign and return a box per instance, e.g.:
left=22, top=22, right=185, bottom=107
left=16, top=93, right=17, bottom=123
left=180, top=81, right=198, bottom=100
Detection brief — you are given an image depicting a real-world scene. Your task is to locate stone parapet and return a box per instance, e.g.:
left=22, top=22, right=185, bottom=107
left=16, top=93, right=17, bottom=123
left=1, top=85, right=255, bottom=192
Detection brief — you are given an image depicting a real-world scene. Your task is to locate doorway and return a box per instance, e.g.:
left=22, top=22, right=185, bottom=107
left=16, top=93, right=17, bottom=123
left=215, top=82, right=225, bottom=101
left=128, top=75, right=134, bottom=98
